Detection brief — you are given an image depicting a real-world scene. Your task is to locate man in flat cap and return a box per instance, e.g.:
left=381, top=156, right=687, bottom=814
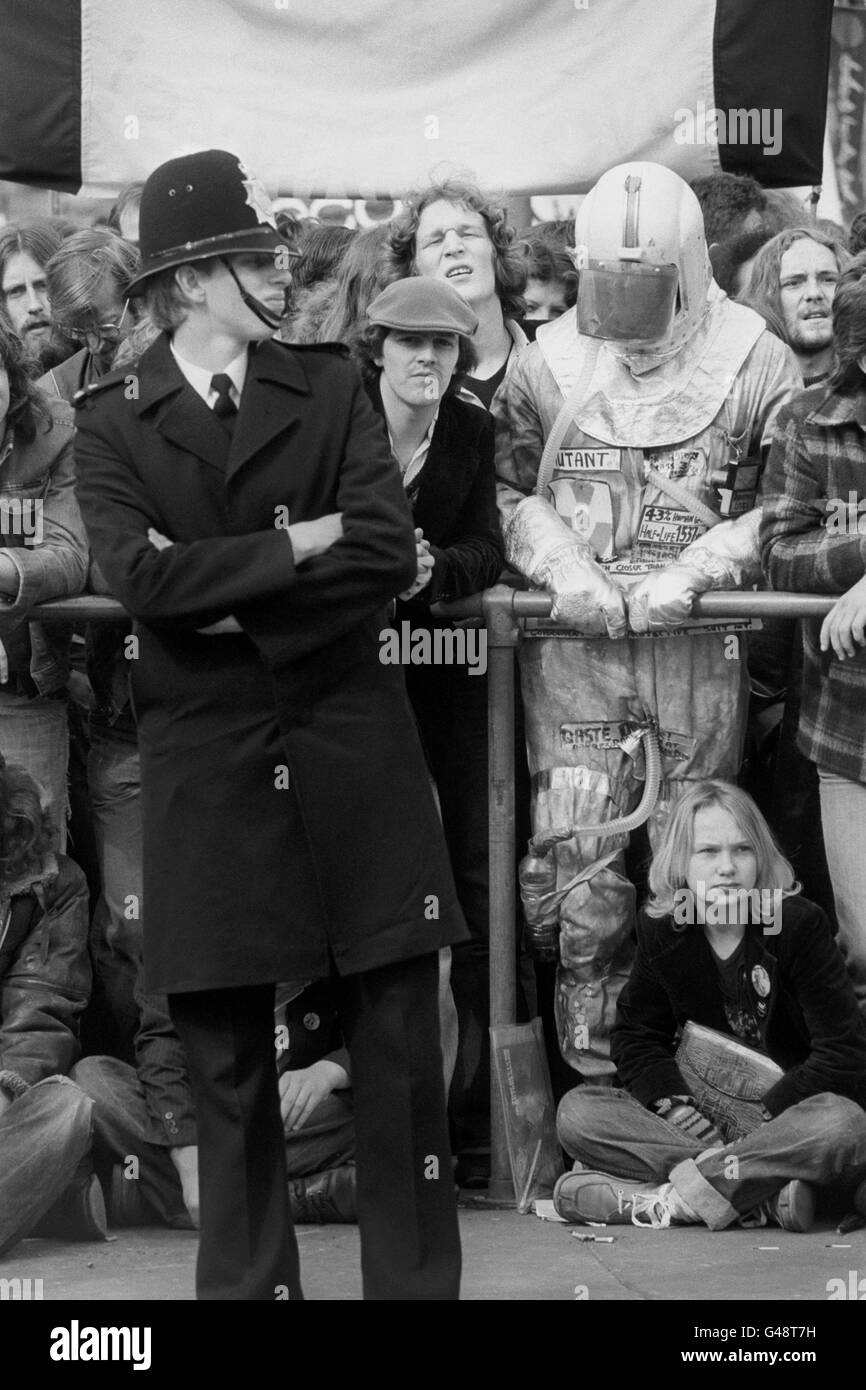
left=73, top=148, right=465, bottom=1301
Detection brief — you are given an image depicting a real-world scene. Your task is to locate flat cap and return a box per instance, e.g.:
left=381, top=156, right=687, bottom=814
left=367, top=278, right=478, bottom=335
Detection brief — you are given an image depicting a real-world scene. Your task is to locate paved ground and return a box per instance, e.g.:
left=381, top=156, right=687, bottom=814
left=3, top=1204, right=863, bottom=1302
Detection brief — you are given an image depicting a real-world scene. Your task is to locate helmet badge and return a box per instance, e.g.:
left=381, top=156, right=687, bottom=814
left=238, top=159, right=277, bottom=229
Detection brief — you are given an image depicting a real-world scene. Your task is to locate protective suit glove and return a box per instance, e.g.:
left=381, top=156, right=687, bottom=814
left=628, top=562, right=708, bottom=633
left=506, top=495, right=628, bottom=639
left=630, top=510, right=763, bottom=634
left=682, top=509, right=763, bottom=589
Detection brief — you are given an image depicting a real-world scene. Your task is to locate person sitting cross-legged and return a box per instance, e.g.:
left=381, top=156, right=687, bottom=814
left=553, top=781, right=866, bottom=1233
left=72, top=977, right=358, bottom=1230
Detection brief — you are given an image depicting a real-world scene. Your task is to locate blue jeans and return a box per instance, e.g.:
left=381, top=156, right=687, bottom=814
left=557, top=1086, right=866, bottom=1230
left=0, top=692, right=68, bottom=852
left=87, top=726, right=143, bottom=1059
left=0, top=1077, right=93, bottom=1257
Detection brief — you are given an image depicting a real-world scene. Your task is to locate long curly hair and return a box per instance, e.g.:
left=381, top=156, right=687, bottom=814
left=0, top=756, right=54, bottom=882
left=517, top=228, right=579, bottom=310
left=739, top=227, right=851, bottom=342
left=0, top=220, right=68, bottom=290
left=0, top=317, right=51, bottom=445
left=387, top=175, right=527, bottom=319
left=830, top=252, right=866, bottom=386
left=291, top=224, right=357, bottom=292
left=284, top=225, right=395, bottom=350
left=44, top=227, right=140, bottom=328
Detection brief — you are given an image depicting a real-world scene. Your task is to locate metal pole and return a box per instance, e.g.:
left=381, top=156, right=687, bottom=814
left=35, top=596, right=128, bottom=623
left=44, top=587, right=838, bottom=625
left=438, top=589, right=836, bottom=622
left=482, top=585, right=520, bottom=1203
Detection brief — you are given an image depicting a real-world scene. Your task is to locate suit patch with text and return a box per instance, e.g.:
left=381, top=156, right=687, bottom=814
left=560, top=721, right=697, bottom=760
left=554, top=447, right=622, bottom=472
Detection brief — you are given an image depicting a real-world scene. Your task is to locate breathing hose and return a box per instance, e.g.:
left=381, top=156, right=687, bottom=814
left=519, top=720, right=664, bottom=966
left=531, top=719, right=663, bottom=859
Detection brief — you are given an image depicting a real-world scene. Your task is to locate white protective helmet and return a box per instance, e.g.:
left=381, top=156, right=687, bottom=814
left=575, top=162, right=712, bottom=356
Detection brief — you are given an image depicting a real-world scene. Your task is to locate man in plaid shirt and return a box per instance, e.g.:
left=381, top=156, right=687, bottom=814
left=760, top=254, right=866, bottom=1012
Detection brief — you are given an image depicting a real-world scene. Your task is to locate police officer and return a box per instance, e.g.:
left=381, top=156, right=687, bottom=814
left=73, top=149, right=465, bottom=1301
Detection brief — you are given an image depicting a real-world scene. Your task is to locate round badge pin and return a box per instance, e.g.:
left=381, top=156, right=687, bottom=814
left=751, top=964, right=771, bottom=998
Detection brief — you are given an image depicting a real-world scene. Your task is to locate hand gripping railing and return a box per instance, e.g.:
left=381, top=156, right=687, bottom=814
left=35, top=590, right=838, bottom=1204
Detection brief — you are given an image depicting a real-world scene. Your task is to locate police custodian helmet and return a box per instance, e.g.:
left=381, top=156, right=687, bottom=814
left=126, top=148, right=291, bottom=298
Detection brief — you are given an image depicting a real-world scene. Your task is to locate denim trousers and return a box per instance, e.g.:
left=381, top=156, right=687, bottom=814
left=86, top=725, right=144, bottom=1059
left=0, top=1076, right=93, bottom=1257
left=71, top=1056, right=192, bottom=1227
left=557, top=1086, right=866, bottom=1230
left=817, top=767, right=866, bottom=1008
left=71, top=1054, right=357, bottom=1227
left=0, top=692, right=68, bottom=852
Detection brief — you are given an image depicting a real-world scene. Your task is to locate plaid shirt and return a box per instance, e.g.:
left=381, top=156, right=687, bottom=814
left=760, top=375, right=866, bottom=782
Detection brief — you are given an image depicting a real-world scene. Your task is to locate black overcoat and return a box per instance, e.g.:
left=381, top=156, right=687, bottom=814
left=73, top=334, right=466, bottom=993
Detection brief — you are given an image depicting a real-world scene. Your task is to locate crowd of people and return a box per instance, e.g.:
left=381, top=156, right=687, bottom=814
left=0, top=154, right=866, bottom=1299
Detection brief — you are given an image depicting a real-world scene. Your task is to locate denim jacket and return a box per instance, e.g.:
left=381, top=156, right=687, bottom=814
left=0, top=395, right=89, bottom=696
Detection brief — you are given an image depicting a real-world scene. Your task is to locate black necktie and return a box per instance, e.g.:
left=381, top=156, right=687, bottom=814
left=211, top=373, right=238, bottom=433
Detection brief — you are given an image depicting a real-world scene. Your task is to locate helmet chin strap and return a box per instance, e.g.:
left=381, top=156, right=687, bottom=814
left=220, top=258, right=288, bottom=330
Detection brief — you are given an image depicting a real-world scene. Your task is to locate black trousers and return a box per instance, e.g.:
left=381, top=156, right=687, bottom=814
left=405, top=661, right=490, bottom=1155
left=169, top=950, right=461, bottom=1301
left=405, top=658, right=533, bottom=1155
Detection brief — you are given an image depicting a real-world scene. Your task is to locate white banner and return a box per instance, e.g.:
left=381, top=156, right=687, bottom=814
left=80, top=0, right=720, bottom=196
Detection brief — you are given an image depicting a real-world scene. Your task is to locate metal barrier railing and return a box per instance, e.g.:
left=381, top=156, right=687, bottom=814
left=36, top=589, right=838, bottom=1204
left=36, top=596, right=128, bottom=623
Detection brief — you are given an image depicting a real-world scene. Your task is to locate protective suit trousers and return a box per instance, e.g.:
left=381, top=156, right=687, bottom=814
left=520, top=626, right=749, bottom=1077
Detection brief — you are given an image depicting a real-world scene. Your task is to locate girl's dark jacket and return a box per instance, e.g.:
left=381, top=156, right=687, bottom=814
left=72, top=333, right=466, bottom=994
left=611, top=895, right=866, bottom=1117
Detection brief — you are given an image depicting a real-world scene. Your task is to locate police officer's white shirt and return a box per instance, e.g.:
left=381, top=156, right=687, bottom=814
left=170, top=344, right=247, bottom=409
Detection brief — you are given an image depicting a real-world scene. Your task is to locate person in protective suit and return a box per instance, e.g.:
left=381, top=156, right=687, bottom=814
left=493, top=162, right=800, bottom=1081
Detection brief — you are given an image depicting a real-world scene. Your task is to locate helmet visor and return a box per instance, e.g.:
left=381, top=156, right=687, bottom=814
left=578, top=260, right=678, bottom=343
